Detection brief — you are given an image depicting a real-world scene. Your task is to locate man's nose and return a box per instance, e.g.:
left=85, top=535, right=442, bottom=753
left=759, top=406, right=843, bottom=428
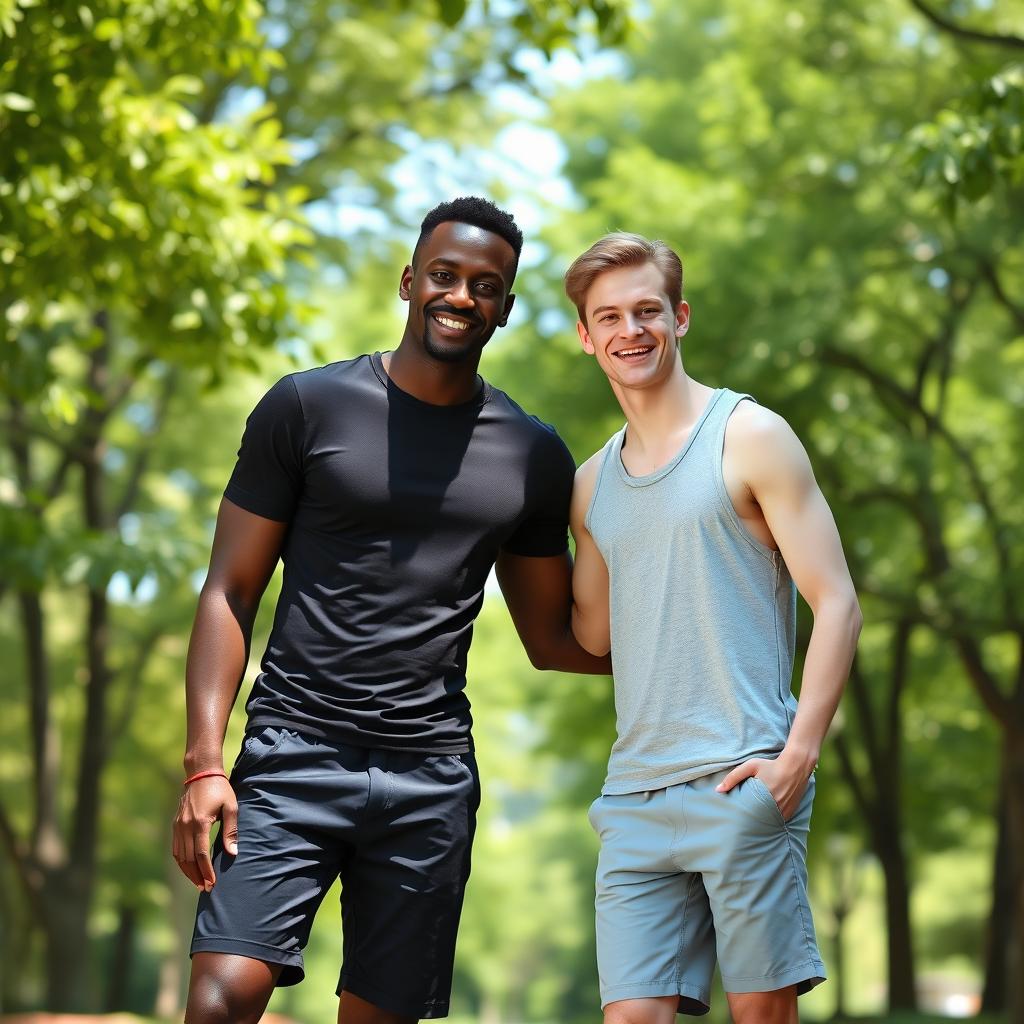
left=445, top=281, right=474, bottom=306
left=620, top=316, right=643, bottom=337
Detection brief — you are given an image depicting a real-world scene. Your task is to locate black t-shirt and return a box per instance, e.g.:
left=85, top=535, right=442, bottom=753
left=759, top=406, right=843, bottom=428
left=224, top=352, right=576, bottom=753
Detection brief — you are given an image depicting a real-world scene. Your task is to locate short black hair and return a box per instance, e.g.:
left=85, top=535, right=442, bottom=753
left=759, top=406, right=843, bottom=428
left=414, top=196, right=524, bottom=267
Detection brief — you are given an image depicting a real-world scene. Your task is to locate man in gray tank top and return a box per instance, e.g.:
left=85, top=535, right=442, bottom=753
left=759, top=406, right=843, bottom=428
left=564, top=233, right=862, bottom=1024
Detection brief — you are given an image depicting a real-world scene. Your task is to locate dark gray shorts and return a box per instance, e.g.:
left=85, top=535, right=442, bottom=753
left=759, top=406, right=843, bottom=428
left=191, top=726, right=480, bottom=1019
left=589, top=769, right=824, bottom=1015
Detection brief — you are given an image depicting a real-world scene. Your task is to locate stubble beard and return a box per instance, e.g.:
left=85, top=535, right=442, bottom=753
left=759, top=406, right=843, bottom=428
left=422, top=325, right=485, bottom=364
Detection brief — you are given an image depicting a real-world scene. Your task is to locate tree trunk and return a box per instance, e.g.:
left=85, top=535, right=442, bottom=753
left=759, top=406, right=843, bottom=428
left=1005, top=736, right=1024, bottom=1022
left=876, top=833, right=917, bottom=1011
left=41, top=333, right=116, bottom=1008
left=154, top=856, right=196, bottom=1018
left=40, top=868, right=92, bottom=1010
left=981, top=781, right=1010, bottom=1013
left=832, top=631, right=918, bottom=1013
left=104, top=900, right=137, bottom=1011
left=831, top=907, right=848, bottom=1021
left=32, top=585, right=114, bottom=1009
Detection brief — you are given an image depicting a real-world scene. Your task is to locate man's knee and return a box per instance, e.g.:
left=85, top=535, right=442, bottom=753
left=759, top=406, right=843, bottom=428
left=185, top=952, right=279, bottom=1024
left=727, top=986, right=798, bottom=1024
left=603, top=996, right=677, bottom=1024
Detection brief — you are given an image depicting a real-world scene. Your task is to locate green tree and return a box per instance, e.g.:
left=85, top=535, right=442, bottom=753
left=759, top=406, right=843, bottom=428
left=0, top=0, right=308, bottom=1007
left=487, top=0, right=1021, bottom=1013
left=899, top=5, right=1024, bottom=1012
left=0, top=0, right=630, bottom=1010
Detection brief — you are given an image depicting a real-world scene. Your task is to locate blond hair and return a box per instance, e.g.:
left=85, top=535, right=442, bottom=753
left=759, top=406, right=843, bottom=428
left=564, top=232, right=683, bottom=324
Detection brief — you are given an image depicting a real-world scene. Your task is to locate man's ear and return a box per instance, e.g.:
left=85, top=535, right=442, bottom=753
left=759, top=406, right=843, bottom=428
left=498, top=292, right=515, bottom=328
left=399, top=265, right=413, bottom=301
left=675, top=300, right=691, bottom=338
left=577, top=319, right=596, bottom=355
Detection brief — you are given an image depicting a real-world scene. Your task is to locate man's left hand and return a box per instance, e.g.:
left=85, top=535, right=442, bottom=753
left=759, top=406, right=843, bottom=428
left=715, top=756, right=812, bottom=821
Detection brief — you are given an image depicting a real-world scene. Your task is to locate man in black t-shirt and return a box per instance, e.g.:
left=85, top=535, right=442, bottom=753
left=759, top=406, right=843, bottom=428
left=172, top=197, right=610, bottom=1024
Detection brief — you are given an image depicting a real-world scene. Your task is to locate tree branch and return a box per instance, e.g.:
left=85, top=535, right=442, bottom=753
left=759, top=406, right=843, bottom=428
left=115, top=368, right=179, bottom=520
left=0, top=794, right=43, bottom=915
left=832, top=730, right=876, bottom=828
left=908, top=0, right=1024, bottom=50
left=885, top=620, right=914, bottom=765
left=848, top=657, right=884, bottom=774
left=108, top=625, right=165, bottom=747
left=980, top=257, right=1024, bottom=332
left=823, top=343, right=1019, bottom=624
left=952, top=633, right=1015, bottom=733
left=16, top=591, right=62, bottom=859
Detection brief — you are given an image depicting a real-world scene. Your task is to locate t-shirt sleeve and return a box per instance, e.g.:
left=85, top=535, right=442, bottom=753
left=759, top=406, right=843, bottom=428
left=223, top=375, right=305, bottom=522
left=501, top=429, right=576, bottom=557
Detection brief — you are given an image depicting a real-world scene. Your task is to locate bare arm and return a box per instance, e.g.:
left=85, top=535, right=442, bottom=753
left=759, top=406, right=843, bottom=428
left=569, top=455, right=611, bottom=657
left=717, top=407, right=862, bottom=817
left=496, top=548, right=611, bottom=674
left=172, top=498, right=287, bottom=889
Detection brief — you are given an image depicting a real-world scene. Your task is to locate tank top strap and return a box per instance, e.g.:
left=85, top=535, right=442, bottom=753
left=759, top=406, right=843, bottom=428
left=706, top=388, right=756, bottom=452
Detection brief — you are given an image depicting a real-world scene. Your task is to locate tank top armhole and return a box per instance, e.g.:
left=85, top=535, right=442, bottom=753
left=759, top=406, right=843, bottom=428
left=713, top=392, right=779, bottom=566
left=584, top=429, right=623, bottom=535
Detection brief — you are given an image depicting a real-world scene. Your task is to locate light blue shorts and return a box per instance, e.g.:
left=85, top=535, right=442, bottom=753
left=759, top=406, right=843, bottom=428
left=589, top=769, right=825, bottom=1015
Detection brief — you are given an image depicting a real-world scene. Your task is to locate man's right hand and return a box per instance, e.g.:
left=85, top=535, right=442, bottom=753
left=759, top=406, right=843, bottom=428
left=175, top=499, right=287, bottom=892
left=172, top=775, right=238, bottom=891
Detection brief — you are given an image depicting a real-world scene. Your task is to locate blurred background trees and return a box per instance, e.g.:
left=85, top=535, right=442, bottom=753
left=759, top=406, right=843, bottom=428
left=1, top=0, right=1020, bottom=1020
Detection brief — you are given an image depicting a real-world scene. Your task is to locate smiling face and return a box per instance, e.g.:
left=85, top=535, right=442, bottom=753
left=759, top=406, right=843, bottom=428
left=399, top=221, right=517, bottom=365
left=577, top=261, right=690, bottom=390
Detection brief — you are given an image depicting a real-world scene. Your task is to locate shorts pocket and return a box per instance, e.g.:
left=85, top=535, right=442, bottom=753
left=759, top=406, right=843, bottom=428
left=231, top=726, right=291, bottom=778
left=747, top=776, right=787, bottom=826
left=447, top=753, right=477, bottom=780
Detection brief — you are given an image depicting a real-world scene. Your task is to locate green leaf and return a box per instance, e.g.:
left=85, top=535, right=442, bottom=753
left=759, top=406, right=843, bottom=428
left=93, top=17, right=120, bottom=40
left=942, top=153, right=960, bottom=184
left=0, top=91, right=34, bottom=111
left=437, top=0, right=467, bottom=28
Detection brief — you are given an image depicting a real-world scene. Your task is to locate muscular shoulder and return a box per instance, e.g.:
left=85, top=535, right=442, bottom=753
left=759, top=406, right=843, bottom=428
left=288, top=354, right=373, bottom=406
left=575, top=449, right=605, bottom=495
left=570, top=448, right=608, bottom=531
left=489, top=389, right=575, bottom=472
left=725, top=399, right=814, bottom=493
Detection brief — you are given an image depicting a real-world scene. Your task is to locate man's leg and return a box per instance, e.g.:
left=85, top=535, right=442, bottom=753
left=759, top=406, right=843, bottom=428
left=603, top=995, right=677, bottom=1024
left=190, top=729, right=366, bottom=1013
left=338, top=989, right=417, bottom=1024
left=690, top=772, right=824, bottom=1021
left=184, top=952, right=281, bottom=1024
left=336, top=749, right=480, bottom=1021
left=590, top=789, right=716, bottom=1016
left=727, top=987, right=798, bottom=1024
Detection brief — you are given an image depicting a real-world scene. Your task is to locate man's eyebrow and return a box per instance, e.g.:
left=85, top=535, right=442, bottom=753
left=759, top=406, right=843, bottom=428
left=428, top=258, right=504, bottom=281
left=591, top=297, right=664, bottom=315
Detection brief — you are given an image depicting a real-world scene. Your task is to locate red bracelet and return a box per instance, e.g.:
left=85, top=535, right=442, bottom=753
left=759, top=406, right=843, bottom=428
left=183, top=770, right=228, bottom=787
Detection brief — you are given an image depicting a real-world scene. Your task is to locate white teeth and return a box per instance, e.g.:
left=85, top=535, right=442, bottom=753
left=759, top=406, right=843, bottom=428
left=435, top=315, right=469, bottom=330
left=618, top=346, right=652, bottom=357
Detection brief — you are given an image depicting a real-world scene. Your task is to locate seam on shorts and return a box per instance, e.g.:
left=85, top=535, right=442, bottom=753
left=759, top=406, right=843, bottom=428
left=673, top=871, right=700, bottom=989
left=602, top=979, right=694, bottom=993
left=722, top=957, right=822, bottom=983
left=667, top=782, right=687, bottom=857
left=190, top=936, right=303, bottom=965
left=600, top=981, right=711, bottom=1015
left=783, top=822, right=816, bottom=958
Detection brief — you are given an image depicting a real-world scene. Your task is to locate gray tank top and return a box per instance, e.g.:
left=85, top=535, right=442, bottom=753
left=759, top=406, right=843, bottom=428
left=586, top=388, right=797, bottom=795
